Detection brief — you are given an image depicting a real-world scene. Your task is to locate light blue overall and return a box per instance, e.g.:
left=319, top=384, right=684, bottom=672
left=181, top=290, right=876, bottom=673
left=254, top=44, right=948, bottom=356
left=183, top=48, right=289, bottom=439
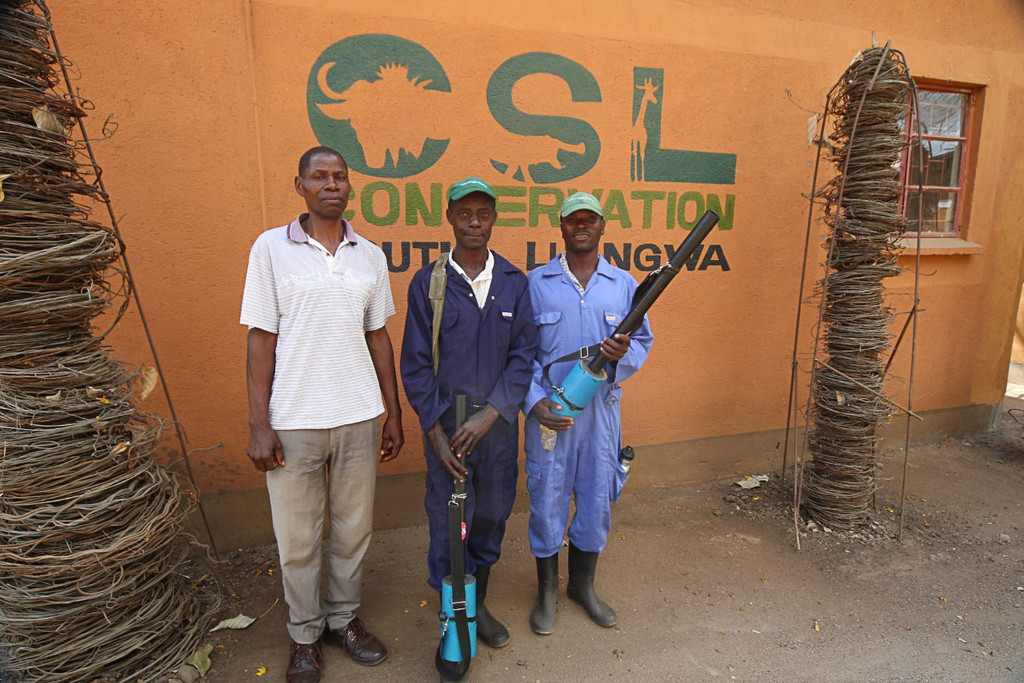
left=523, top=256, right=653, bottom=557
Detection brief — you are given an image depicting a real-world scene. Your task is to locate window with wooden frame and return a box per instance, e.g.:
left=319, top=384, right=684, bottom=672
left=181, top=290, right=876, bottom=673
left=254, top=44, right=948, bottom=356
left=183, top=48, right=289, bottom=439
left=900, top=85, right=975, bottom=237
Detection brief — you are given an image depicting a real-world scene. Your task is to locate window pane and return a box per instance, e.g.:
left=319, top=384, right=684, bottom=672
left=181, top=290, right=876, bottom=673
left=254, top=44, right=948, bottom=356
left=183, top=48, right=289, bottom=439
left=908, top=139, right=962, bottom=187
left=906, top=189, right=958, bottom=234
left=917, top=91, right=966, bottom=138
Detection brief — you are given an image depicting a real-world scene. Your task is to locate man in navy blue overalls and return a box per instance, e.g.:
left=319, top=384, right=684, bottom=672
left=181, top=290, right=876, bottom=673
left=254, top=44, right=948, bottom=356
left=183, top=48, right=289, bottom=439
left=401, top=177, right=538, bottom=649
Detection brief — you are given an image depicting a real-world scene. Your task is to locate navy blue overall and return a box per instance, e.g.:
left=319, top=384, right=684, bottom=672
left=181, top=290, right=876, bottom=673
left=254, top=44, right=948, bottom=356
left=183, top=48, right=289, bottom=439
left=400, top=252, right=537, bottom=590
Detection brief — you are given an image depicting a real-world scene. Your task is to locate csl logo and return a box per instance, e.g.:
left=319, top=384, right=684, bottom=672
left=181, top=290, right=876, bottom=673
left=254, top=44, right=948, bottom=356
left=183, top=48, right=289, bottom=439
left=307, top=34, right=735, bottom=184
left=307, top=34, right=451, bottom=178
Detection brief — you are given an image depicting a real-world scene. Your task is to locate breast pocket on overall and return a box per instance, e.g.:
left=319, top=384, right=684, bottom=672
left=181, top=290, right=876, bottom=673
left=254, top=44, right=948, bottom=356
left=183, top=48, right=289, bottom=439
left=438, top=305, right=460, bottom=361
left=602, top=310, right=626, bottom=337
left=494, top=308, right=514, bottom=352
left=535, top=310, right=562, bottom=358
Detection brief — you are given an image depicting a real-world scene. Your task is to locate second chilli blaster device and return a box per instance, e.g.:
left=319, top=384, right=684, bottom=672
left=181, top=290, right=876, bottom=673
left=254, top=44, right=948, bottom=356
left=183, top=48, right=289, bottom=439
left=544, top=209, right=721, bottom=418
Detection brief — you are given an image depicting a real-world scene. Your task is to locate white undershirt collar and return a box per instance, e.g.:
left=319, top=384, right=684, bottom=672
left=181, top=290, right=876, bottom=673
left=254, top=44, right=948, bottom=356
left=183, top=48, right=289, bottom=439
left=449, top=249, right=494, bottom=309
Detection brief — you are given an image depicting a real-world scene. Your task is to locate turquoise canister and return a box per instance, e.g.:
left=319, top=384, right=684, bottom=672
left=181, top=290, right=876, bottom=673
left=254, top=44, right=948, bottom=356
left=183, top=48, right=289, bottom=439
left=549, top=359, right=607, bottom=418
left=440, top=575, right=477, bottom=662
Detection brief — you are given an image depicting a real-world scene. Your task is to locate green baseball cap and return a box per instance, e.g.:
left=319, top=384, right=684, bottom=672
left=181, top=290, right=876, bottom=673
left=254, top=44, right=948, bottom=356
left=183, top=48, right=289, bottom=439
left=560, top=192, right=603, bottom=218
left=448, top=177, right=497, bottom=202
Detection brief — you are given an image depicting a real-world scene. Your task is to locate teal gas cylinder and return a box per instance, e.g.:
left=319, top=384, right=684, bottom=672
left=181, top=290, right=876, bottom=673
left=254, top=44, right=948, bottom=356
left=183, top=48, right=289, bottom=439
left=440, top=575, right=477, bottom=662
left=549, top=359, right=607, bottom=418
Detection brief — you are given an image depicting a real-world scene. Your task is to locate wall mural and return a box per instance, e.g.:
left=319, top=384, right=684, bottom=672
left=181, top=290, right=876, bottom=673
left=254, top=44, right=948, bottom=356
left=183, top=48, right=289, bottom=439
left=307, top=33, right=737, bottom=273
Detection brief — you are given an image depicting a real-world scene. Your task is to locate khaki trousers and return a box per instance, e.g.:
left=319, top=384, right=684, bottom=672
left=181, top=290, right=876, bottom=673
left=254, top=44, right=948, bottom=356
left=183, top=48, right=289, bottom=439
left=267, top=417, right=380, bottom=644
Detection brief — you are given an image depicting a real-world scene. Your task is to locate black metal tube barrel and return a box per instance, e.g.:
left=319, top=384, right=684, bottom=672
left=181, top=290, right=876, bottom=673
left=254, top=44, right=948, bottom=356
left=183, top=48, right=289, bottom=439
left=588, top=209, right=720, bottom=372
left=453, top=394, right=467, bottom=495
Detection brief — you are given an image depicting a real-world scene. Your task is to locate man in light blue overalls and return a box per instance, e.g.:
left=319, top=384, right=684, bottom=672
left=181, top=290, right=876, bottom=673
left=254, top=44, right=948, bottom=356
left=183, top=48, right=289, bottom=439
left=523, top=192, right=653, bottom=635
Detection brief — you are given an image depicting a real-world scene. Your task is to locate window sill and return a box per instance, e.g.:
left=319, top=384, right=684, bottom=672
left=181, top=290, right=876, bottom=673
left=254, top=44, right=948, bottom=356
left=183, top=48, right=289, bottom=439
left=897, top=236, right=983, bottom=256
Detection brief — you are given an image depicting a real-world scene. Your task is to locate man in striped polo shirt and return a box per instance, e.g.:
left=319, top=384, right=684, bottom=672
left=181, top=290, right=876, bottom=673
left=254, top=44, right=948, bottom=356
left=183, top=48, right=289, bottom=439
left=240, top=146, right=404, bottom=683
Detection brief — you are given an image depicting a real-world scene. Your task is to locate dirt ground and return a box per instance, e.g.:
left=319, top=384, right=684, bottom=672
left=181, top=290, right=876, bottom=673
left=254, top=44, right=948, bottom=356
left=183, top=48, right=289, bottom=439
left=185, top=395, right=1024, bottom=682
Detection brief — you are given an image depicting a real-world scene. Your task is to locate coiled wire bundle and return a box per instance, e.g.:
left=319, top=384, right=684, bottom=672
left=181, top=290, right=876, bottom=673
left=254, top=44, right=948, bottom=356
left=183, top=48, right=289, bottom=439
left=0, top=2, right=218, bottom=680
left=801, top=47, right=913, bottom=530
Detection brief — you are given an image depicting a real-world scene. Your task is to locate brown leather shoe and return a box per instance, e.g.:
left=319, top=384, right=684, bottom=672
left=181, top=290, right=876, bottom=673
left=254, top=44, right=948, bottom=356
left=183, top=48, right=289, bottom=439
left=286, top=640, right=322, bottom=683
left=325, top=616, right=388, bottom=666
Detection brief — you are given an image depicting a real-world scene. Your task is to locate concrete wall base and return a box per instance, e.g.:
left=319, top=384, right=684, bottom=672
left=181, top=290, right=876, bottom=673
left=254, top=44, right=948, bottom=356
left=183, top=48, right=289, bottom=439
left=196, top=401, right=1000, bottom=550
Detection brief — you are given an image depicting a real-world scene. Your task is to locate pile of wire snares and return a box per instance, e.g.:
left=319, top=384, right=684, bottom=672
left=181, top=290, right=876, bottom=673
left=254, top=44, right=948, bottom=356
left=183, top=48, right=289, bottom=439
left=801, top=46, right=913, bottom=530
left=0, top=2, right=219, bottom=680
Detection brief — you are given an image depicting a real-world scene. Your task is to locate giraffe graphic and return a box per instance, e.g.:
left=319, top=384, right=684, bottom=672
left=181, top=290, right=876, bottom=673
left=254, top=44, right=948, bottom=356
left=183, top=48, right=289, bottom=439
left=631, top=77, right=660, bottom=181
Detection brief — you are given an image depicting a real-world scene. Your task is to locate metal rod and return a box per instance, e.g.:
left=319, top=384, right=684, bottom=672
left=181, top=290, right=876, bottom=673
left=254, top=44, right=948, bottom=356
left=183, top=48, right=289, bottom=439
left=782, top=91, right=833, bottom=489
left=884, top=302, right=918, bottom=376
left=815, top=359, right=924, bottom=421
left=898, top=67, right=925, bottom=542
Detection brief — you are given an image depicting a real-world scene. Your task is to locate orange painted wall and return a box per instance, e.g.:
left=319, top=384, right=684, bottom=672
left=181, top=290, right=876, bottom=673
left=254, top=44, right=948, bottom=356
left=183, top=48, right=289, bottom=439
left=47, top=1, right=1024, bottom=496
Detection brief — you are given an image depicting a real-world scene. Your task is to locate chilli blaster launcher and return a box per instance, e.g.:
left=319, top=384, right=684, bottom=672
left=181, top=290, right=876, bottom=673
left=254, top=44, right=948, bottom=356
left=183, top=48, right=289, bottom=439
left=547, top=209, right=720, bottom=418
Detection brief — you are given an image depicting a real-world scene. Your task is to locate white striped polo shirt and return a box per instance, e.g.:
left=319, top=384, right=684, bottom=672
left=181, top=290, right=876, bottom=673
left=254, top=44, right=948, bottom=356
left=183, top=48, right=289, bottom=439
left=240, top=215, right=396, bottom=430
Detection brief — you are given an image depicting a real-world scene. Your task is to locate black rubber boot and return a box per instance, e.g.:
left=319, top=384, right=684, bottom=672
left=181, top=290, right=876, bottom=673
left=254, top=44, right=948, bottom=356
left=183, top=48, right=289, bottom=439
left=529, top=553, right=558, bottom=635
left=566, top=543, right=617, bottom=627
left=474, top=565, right=510, bottom=648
